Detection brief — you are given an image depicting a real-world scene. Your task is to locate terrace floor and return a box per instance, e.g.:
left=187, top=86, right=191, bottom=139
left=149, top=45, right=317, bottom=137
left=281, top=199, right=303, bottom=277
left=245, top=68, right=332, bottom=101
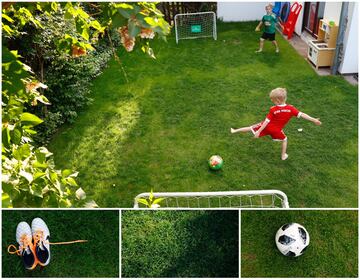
left=283, top=30, right=358, bottom=85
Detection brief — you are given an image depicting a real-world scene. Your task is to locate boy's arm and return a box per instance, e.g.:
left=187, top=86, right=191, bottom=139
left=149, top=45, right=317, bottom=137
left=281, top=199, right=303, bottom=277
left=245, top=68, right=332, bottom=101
left=254, top=119, right=270, bottom=138
left=255, top=21, right=263, bottom=31
left=300, top=113, right=322, bottom=125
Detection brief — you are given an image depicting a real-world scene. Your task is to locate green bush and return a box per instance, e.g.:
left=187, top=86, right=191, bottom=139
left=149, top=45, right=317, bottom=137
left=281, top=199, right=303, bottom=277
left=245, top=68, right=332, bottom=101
left=34, top=44, right=114, bottom=143
left=13, top=9, right=117, bottom=144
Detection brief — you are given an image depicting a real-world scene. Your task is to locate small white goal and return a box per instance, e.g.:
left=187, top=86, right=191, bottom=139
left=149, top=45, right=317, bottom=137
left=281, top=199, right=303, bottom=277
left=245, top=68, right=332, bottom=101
left=134, top=190, right=290, bottom=209
left=174, top=11, right=217, bottom=44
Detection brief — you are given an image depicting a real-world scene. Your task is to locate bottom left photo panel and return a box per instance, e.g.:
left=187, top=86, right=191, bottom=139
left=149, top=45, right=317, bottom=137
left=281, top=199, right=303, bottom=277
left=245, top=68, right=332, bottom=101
left=2, top=210, right=119, bottom=278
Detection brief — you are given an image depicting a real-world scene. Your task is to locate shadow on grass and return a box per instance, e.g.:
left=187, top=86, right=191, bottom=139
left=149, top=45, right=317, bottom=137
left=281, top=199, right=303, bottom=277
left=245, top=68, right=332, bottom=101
left=160, top=211, right=239, bottom=277
left=122, top=211, right=239, bottom=278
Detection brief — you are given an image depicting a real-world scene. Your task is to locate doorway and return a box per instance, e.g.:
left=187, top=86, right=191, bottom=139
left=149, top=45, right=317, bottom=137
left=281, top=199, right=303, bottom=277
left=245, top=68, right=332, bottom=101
left=303, top=2, right=325, bottom=37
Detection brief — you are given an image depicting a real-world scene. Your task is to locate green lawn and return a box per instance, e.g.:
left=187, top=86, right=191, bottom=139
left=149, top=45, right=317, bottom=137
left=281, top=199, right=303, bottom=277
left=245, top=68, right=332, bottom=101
left=2, top=210, right=119, bottom=278
left=121, top=210, right=239, bottom=277
left=49, top=22, right=358, bottom=208
left=241, top=210, right=358, bottom=278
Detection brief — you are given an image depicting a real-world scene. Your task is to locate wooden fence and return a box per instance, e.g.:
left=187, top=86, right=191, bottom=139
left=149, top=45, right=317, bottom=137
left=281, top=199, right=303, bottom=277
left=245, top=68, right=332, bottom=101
left=158, top=2, right=217, bottom=25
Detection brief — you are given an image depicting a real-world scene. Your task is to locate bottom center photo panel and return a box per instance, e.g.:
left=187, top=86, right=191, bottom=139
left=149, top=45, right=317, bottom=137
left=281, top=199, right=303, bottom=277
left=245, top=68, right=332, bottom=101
left=121, top=210, right=239, bottom=278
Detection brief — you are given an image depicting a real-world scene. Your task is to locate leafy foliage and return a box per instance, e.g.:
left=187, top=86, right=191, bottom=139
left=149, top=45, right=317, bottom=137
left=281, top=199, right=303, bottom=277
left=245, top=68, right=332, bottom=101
left=136, top=189, right=164, bottom=208
left=2, top=49, right=95, bottom=208
left=2, top=2, right=170, bottom=207
left=33, top=43, right=114, bottom=143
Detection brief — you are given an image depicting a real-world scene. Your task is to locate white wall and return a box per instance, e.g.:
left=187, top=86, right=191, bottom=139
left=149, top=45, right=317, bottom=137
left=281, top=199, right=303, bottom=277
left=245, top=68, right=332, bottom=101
left=217, top=2, right=268, bottom=22
left=339, top=2, right=358, bottom=74
left=323, top=2, right=342, bottom=24
left=294, top=2, right=305, bottom=36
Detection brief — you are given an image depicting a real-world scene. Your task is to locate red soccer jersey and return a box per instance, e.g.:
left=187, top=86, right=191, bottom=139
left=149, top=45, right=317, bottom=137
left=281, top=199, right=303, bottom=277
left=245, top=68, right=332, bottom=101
left=265, top=104, right=301, bottom=131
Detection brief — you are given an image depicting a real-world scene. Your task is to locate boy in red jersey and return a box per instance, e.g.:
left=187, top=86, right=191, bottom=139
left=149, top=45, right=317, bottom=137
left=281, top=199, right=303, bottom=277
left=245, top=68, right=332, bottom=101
left=231, top=88, right=321, bottom=160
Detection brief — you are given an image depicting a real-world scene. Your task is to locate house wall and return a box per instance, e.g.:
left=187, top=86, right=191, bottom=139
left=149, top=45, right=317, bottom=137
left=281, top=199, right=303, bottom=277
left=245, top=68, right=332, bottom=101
left=294, top=2, right=304, bottom=35
left=339, top=2, right=358, bottom=74
left=217, top=2, right=268, bottom=21
left=323, top=2, right=342, bottom=24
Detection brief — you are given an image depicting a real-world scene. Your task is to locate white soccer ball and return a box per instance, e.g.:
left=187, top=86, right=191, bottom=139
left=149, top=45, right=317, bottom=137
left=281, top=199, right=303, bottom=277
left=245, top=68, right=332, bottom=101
left=275, top=223, right=310, bottom=257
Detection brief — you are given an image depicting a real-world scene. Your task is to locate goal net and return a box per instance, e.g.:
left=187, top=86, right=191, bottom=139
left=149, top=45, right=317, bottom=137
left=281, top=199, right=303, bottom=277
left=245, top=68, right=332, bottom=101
left=174, top=12, right=217, bottom=44
left=134, top=190, right=290, bottom=209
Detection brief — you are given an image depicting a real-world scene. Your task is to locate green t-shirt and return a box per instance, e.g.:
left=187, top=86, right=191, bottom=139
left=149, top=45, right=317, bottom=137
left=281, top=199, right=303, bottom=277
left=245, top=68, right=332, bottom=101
left=262, top=13, right=277, bottom=34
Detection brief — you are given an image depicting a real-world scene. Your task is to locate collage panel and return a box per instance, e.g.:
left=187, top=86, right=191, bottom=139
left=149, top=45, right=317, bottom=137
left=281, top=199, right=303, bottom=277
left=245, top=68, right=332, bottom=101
left=1, top=1, right=359, bottom=280
left=2, top=2, right=357, bottom=210
left=121, top=210, right=239, bottom=278
left=2, top=210, right=119, bottom=278
left=241, top=210, right=358, bottom=278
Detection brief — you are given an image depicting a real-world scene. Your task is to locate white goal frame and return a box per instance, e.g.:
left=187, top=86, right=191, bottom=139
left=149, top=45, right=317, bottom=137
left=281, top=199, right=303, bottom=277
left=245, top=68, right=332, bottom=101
left=134, top=190, right=290, bottom=209
left=174, top=11, right=217, bottom=44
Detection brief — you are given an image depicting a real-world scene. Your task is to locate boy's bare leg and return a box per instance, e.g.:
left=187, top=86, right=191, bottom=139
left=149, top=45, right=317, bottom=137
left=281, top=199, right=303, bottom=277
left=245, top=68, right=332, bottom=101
left=272, top=40, right=279, bottom=53
left=281, top=139, right=288, bottom=160
left=256, top=39, right=264, bottom=52
left=231, top=127, right=252, bottom=134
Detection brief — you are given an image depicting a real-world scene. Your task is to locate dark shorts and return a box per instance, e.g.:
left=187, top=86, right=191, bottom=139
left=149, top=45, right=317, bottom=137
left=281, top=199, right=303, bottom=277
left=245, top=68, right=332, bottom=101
left=261, top=32, right=276, bottom=41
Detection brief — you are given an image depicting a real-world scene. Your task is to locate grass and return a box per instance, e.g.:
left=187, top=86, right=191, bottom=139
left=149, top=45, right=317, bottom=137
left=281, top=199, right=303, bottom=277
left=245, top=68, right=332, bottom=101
left=241, top=210, right=358, bottom=278
left=49, top=22, right=358, bottom=208
left=121, top=210, right=239, bottom=277
left=2, top=210, right=119, bottom=278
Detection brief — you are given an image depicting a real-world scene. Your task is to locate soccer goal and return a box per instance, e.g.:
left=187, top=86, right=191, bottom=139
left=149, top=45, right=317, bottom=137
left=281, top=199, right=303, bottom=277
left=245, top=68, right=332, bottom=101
left=174, top=11, right=217, bottom=44
left=133, top=190, right=290, bottom=209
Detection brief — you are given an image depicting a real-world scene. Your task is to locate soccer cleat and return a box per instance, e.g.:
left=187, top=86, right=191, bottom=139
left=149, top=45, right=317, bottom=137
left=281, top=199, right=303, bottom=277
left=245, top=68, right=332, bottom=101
left=16, top=222, right=37, bottom=270
left=31, top=218, right=50, bottom=266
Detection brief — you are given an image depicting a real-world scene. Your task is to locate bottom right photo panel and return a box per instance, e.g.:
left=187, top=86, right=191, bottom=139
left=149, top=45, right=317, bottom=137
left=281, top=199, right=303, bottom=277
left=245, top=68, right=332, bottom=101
left=241, top=210, right=358, bottom=278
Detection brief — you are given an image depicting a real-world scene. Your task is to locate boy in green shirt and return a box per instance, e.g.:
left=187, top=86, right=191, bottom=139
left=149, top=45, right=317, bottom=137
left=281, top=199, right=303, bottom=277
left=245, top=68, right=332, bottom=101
left=255, top=3, right=279, bottom=53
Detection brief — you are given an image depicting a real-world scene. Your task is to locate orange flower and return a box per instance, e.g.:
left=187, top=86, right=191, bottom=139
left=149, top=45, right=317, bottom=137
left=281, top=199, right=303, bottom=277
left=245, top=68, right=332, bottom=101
left=25, top=82, right=38, bottom=92
left=72, top=46, right=87, bottom=57
left=139, top=28, right=155, bottom=39
left=25, top=81, right=47, bottom=93
left=118, top=26, right=135, bottom=52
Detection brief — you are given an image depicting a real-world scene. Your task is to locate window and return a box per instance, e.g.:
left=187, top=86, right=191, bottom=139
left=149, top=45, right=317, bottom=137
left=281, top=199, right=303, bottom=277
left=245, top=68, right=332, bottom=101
left=303, top=2, right=325, bottom=37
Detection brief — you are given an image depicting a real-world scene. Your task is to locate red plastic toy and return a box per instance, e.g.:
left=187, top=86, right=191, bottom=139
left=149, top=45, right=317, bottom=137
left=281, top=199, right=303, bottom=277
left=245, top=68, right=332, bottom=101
left=282, top=2, right=303, bottom=39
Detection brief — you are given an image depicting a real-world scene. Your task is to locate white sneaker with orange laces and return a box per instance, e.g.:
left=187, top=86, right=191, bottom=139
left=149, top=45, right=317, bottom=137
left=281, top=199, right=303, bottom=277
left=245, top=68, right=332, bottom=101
left=16, top=222, right=37, bottom=270
left=31, top=218, right=50, bottom=266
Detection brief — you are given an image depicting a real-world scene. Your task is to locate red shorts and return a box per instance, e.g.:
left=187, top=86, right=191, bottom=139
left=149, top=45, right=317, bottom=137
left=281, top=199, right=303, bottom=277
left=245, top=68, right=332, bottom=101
left=251, top=122, right=287, bottom=141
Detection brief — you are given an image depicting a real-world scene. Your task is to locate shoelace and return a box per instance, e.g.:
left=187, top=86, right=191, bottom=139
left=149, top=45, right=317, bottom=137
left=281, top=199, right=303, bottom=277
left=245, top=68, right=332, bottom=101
left=7, top=231, right=87, bottom=256
left=7, top=234, right=33, bottom=256
left=33, top=230, right=87, bottom=246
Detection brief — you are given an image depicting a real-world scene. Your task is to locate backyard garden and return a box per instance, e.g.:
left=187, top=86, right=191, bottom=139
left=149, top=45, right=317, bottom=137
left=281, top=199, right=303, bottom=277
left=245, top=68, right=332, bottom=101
left=50, top=21, right=357, bottom=208
left=2, top=3, right=357, bottom=208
